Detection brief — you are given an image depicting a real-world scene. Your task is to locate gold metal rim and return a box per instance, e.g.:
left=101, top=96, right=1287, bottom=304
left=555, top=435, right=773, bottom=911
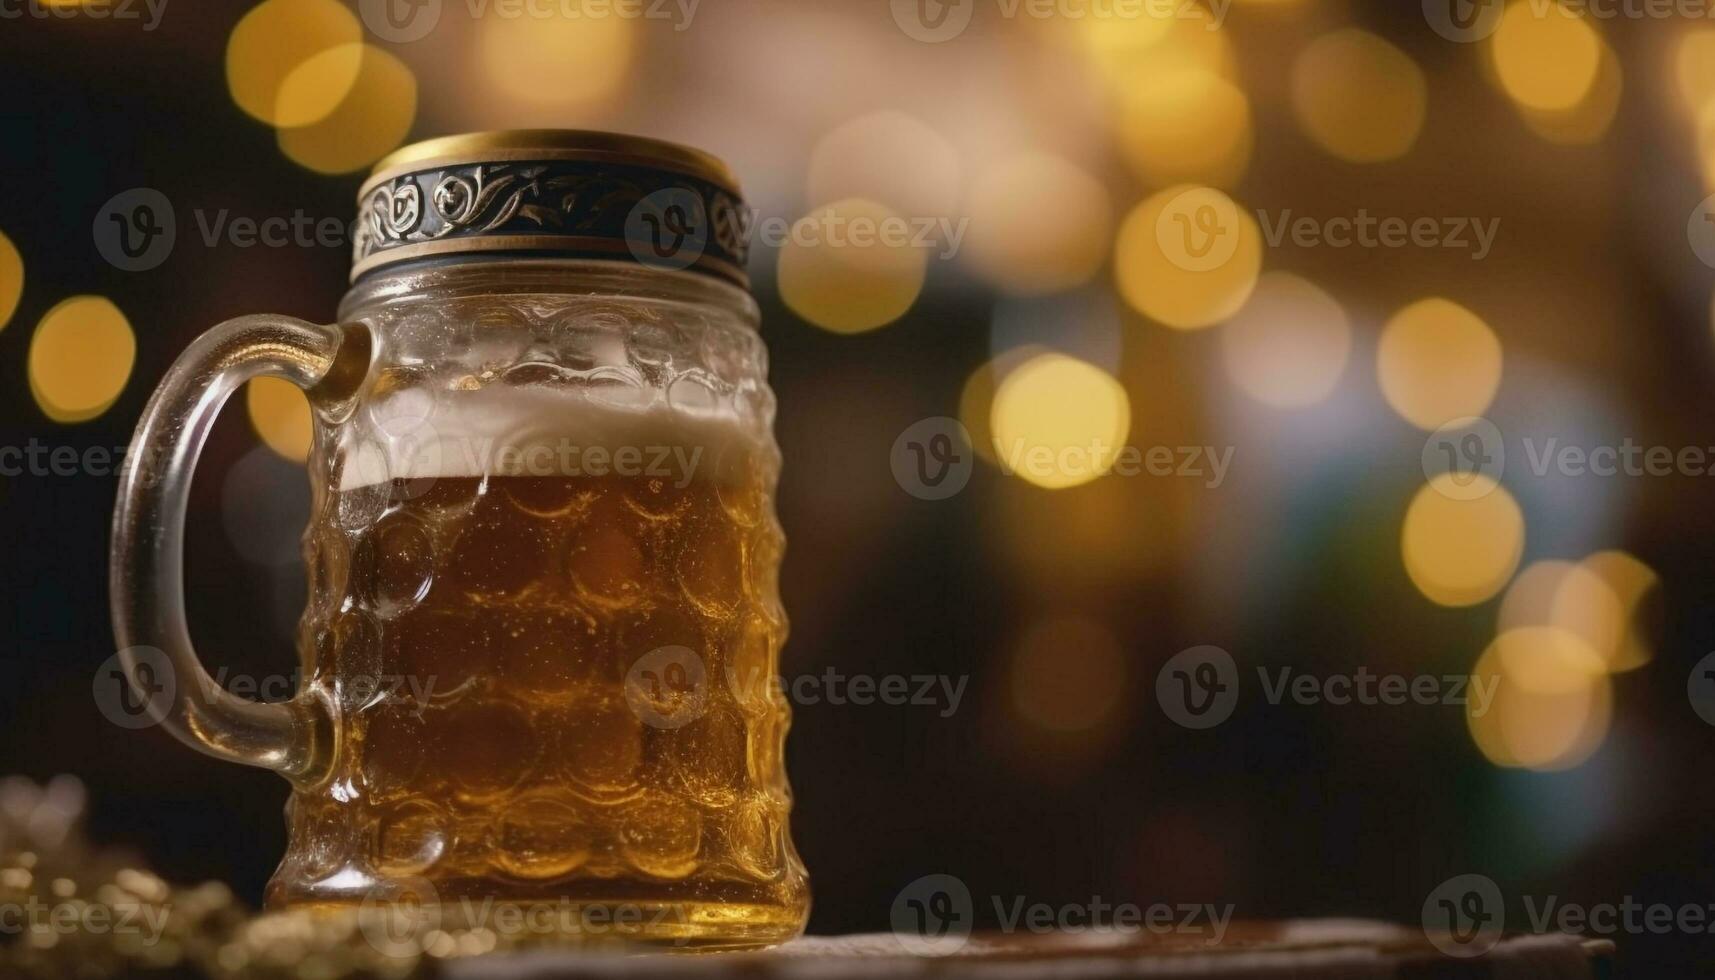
left=348, top=234, right=749, bottom=286
left=362, top=129, right=740, bottom=198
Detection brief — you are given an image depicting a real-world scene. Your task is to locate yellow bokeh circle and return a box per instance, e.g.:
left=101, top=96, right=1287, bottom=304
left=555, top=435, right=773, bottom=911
left=778, top=198, right=928, bottom=334
left=29, top=296, right=136, bottom=424
left=0, top=230, right=21, bottom=331
left=1115, top=185, right=1261, bottom=330
left=1377, top=298, right=1502, bottom=430
left=1401, top=474, right=1524, bottom=607
left=989, top=353, right=1131, bottom=490
left=1290, top=29, right=1427, bottom=164
left=278, top=45, right=418, bottom=175
left=247, top=377, right=314, bottom=462
left=479, top=5, right=634, bottom=108
left=226, top=0, right=362, bottom=127
left=1490, top=0, right=1602, bottom=113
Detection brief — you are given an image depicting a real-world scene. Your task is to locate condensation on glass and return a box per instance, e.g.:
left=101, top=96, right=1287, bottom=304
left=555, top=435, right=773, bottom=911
left=109, top=131, right=809, bottom=949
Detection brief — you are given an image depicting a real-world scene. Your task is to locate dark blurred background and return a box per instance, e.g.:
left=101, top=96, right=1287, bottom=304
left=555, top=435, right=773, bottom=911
left=5, top=0, right=1715, bottom=974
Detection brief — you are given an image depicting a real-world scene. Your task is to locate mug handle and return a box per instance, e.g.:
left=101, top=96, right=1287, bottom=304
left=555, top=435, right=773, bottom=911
left=109, top=314, right=367, bottom=784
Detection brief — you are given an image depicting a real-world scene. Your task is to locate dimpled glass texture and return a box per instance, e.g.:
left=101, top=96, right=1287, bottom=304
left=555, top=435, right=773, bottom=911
left=267, top=261, right=809, bottom=948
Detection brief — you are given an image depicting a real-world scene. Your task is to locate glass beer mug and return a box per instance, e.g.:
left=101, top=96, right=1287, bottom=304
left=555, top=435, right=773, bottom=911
left=109, top=131, right=809, bottom=948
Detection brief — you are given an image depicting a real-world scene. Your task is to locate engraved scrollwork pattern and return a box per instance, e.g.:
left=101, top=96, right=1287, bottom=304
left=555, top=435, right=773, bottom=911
left=353, top=161, right=750, bottom=277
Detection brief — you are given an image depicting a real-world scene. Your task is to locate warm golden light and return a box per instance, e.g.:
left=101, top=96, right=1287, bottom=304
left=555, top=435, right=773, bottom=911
left=1009, top=616, right=1128, bottom=733
left=1676, top=29, right=1715, bottom=115
left=1290, top=29, right=1426, bottom=164
left=1376, top=298, right=1503, bottom=430
left=1115, top=67, right=1252, bottom=188
left=225, top=0, right=362, bottom=127
left=1401, top=475, right=1524, bottom=607
left=1574, top=550, right=1659, bottom=672
left=1114, top=185, right=1262, bottom=331
left=989, top=353, right=1131, bottom=490
left=777, top=198, right=927, bottom=334
left=1468, top=627, right=1611, bottom=771
left=247, top=377, right=314, bottom=463
left=1490, top=0, right=1602, bottom=112
left=961, top=152, right=1112, bottom=296
left=29, top=296, right=135, bottom=424
left=0, top=230, right=20, bottom=331
left=278, top=45, right=417, bottom=175
left=479, top=4, right=634, bottom=108
left=1085, top=5, right=1235, bottom=85
left=1220, top=271, right=1351, bottom=408
left=1516, top=38, right=1621, bottom=146
left=807, top=111, right=961, bottom=221
left=960, top=360, right=1007, bottom=465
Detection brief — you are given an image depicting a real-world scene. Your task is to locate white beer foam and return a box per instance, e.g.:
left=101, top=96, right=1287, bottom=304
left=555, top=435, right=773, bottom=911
left=336, top=384, right=761, bottom=490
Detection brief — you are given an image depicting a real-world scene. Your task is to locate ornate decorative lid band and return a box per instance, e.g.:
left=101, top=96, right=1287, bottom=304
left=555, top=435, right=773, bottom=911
left=351, top=130, right=752, bottom=288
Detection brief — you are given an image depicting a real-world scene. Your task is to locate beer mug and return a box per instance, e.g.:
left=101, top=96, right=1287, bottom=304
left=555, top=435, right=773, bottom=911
left=109, top=132, right=809, bottom=948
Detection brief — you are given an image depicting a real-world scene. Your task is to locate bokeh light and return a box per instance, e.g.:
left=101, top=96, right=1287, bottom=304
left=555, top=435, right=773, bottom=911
left=1400, top=475, right=1524, bottom=607
left=961, top=152, right=1112, bottom=296
left=1219, top=271, right=1351, bottom=408
left=989, top=353, right=1131, bottom=490
left=1675, top=28, right=1715, bottom=114
left=777, top=198, right=927, bottom=334
left=277, top=45, right=417, bottom=175
left=1290, top=29, right=1426, bottom=164
left=1516, top=37, right=1621, bottom=146
left=478, top=4, right=634, bottom=108
left=1468, top=626, right=1611, bottom=771
left=28, top=296, right=135, bottom=424
left=0, top=230, right=20, bottom=331
left=225, top=0, right=362, bottom=127
left=246, top=377, right=314, bottom=463
left=807, top=111, right=961, bottom=221
left=1008, top=616, right=1127, bottom=733
left=1490, top=0, right=1602, bottom=113
left=1114, top=185, right=1262, bottom=331
left=1574, top=550, right=1659, bottom=672
left=1376, top=298, right=1502, bottom=430
left=1114, top=67, right=1252, bottom=188
left=1084, top=5, right=1235, bottom=85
